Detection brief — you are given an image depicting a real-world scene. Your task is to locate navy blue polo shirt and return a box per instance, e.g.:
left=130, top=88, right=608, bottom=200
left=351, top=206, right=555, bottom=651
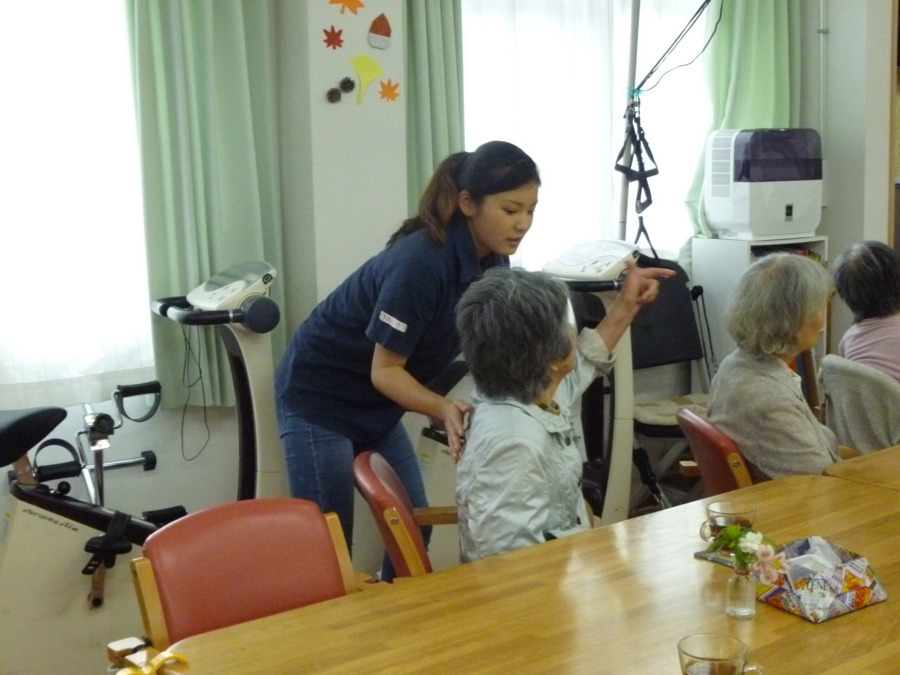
left=275, top=218, right=507, bottom=445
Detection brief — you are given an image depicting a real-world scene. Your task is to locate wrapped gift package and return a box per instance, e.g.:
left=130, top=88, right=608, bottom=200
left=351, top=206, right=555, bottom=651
left=755, top=535, right=888, bottom=623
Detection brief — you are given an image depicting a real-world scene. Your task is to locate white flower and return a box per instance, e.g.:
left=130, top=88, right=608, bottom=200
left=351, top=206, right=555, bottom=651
left=738, top=530, right=764, bottom=554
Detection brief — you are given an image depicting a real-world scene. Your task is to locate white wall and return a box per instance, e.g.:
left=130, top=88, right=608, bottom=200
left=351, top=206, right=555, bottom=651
left=307, top=0, right=407, bottom=298
left=800, top=0, right=895, bottom=343
left=273, top=0, right=408, bottom=576
left=277, top=0, right=408, bottom=333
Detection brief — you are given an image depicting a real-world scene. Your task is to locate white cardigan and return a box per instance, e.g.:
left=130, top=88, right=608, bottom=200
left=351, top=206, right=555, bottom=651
left=708, top=349, right=840, bottom=480
left=456, top=329, right=614, bottom=562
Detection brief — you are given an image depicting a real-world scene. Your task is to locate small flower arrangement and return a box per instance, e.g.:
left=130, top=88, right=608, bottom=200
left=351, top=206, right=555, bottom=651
left=707, top=525, right=783, bottom=584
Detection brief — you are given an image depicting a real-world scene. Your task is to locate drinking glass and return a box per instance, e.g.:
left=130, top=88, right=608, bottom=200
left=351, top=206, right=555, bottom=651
left=678, top=633, right=765, bottom=674
left=699, top=502, right=757, bottom=542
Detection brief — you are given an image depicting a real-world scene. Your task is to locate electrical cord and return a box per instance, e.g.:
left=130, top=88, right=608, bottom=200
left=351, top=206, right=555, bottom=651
left=637, top=0, right=724, bottom=95
left=179, top=325, right=211, bottom=461
left=691, top=285, right=719, bottom=379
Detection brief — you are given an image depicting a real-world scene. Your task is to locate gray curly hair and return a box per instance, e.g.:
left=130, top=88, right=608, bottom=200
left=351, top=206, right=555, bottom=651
left=456, top=267, right=573, bottom=403
left=726, top=252, right=833, bottom=357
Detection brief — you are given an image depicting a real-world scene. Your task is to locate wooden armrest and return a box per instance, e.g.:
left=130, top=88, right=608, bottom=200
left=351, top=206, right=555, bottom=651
left=412, top=506, right=458, bottom=526
left=838, top=444, right=860, bottom=460
left=131, top=556, right=170, bottom=650
left=354, top=571, right=384, bottom=591
left=725, top=452, right=753, bottom=487
left=679, top=460, right=700, bottom=477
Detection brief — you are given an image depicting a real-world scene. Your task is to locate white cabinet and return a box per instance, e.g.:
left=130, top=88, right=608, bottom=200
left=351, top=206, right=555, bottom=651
left=691, top=236, right=828, bottom=369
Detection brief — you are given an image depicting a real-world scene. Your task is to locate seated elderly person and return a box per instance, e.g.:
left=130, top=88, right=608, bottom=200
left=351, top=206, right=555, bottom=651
left=831, top=240, right=900, bottom=382
left=454, top=260, right=673, bottom=561
left=707, top=253, right=841, bottom=481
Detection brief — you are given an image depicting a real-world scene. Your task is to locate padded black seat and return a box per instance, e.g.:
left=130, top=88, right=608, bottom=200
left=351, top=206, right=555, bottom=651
left=0, top=406, right=66, bottom=466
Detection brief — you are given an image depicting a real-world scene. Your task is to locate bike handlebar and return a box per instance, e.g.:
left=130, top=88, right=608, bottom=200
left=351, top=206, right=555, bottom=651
left=151, top=295, right=279, bottom=334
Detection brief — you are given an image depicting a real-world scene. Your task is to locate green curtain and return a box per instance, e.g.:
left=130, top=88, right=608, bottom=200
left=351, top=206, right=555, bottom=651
left=405, top=0, right=465, bottom=215
left=686, top=0, right=802, bottom=237
left=126, top=0, right=287, bottom=406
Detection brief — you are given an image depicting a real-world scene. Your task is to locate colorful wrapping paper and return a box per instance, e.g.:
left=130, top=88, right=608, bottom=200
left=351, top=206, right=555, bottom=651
left=755, top=536, right=888, bottom=623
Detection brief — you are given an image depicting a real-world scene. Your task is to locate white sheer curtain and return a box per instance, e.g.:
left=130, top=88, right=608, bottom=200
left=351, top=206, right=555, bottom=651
left=461, top=0, right=714, bottom=269
left=0, top=0, right=153, bottom=410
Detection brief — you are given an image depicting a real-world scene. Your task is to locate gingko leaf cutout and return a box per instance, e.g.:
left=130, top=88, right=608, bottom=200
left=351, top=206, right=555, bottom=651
left=350, top=55, right=383, bottom=104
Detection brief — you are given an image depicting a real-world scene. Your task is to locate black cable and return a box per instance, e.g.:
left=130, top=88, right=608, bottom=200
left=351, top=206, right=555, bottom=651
left=690, top=287, right=713, bottom=385
left=696, top=289, right=718, bottom=376
left=642, top=2, right=724, bottom=94
left=179, top=325, right=211, bottom=461
left=636, top=0, right=722, bottom=95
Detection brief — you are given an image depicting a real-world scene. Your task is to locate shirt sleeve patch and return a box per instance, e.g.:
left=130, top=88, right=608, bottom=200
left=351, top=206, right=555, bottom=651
left=379, top=310, right=408, bottom=333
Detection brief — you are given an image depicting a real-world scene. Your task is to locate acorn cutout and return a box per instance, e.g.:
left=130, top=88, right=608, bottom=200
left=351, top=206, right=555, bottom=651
left=368, top=13, right=391, bottom=50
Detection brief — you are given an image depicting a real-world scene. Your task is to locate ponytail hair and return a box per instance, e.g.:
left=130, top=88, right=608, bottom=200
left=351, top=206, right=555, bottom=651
left=388, top=140, right=540, bottom=246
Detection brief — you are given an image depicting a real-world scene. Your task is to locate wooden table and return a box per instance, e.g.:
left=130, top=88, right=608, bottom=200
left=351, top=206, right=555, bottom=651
left=161, top=476, right=900, bottom=674
left=824, top=444, right=900, bottom=490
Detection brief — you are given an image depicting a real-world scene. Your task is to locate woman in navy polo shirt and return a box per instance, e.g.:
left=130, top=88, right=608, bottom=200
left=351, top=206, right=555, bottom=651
left=275, top=141, right=539, bottom=556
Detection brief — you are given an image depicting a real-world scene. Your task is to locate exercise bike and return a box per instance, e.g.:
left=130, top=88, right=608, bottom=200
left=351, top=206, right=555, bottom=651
left=0, top=392, right=164, bottom=674
left=16, top=381, right=161, bottom=506
left=1, top=261, right=284, bottom=673
left=3, top=383, right=169, bottom=587
left=150, top=259, right=284, bottom=500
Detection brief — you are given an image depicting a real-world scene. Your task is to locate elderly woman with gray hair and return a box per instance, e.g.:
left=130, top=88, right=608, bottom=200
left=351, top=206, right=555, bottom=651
left=832, top=240, right=900, bottom=382
left=707, top=252, right=841, bottom=481
left=454, top=260, right=674, bottom=561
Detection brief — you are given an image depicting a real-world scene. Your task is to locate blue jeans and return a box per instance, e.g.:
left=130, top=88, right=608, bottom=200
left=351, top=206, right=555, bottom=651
left=275, top=399, right=430, bottom=579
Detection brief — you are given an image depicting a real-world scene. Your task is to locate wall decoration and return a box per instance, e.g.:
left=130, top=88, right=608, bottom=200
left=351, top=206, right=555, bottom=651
left=326, top=77, right=356, bottom=104
left=330, top=0, right=364, bottom=15
left=350, top=54, right=383, bottom=104
left=367, top=13, right=391, bottom=50
left=379, top=79, right=399, bottom=101
left=319, top=2, right=400, bottom=106
left=323, top=25, right=344, bottom=50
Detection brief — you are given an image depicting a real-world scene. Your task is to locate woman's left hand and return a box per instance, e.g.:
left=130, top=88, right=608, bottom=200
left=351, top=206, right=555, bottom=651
left=435, top=398, right=470, bottom=462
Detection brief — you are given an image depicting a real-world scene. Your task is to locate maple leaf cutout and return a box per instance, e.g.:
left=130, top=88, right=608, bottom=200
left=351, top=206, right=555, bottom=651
left=322, top=26, right=343, bottom=50
left=330, top=0, right=364, bottom=15
left=379, top=79, right=400, bottom=101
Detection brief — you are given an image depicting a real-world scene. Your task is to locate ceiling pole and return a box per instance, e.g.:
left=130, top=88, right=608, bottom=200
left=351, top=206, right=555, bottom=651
left=618, top=0, right=641, bottom=241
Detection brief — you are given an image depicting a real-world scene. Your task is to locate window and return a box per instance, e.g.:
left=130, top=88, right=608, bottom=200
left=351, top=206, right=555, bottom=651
left=0, top=1, right=153, bottom=409
left=462, top=0, right=714, bottom=269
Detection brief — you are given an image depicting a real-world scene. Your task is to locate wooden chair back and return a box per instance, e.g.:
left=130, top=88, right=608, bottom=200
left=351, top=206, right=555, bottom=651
left=131, top=497, right=355, bottom=649
left=353, top=450, right=434, bottom=577
left=675, top=407, right=753, bottom=496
